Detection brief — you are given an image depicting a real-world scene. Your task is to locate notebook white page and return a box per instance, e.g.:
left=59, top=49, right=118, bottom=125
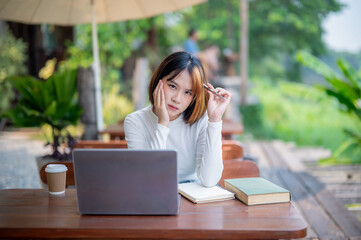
left=178, top=182, right=235, bottom=203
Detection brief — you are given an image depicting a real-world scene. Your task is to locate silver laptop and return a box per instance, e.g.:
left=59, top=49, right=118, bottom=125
left=72, top=149, right=179, bottom=215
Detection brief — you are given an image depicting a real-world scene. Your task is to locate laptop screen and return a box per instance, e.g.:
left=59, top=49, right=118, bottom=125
left=73, top=149, right=179, bottom=215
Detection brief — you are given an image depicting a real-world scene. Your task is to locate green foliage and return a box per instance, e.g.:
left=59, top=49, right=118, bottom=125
left=0, top=26, right=27, bottom=116
left=5, top=68, right=81, bottom=130
left=62, top=0, right=343, bottom=87
left=66, top=22, right=142, bottom=95
left=239, top=103, right=264, bottom=138
left=4, top=67, right=82, bottom=160
left=103, top=84, right=134, bottom=126
left=67, top=20, right=149, bottom=69
left=64, top=17, right=175, bottom=126
left=243, top=79, right=355, bottom=154
left=179, top=0, right=343, bottom=80
left=65, top=18, right=167, bottom=93
left=296, top=51, right=361, bottom=164
left=321, top=50, right=361, bottom=74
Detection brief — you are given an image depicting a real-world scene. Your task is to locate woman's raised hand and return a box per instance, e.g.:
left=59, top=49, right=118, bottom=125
left=153, top=80, right=169, bottom=126
left=205, top=83, right=232, bottom=122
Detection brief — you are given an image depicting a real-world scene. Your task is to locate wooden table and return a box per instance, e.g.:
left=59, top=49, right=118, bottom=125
left=0, top=189, right=307, bottom=239
left=99, top=118, right=243, bottom=140
left=99, top=122, right=126, bottom=140
left=221, top=118, right=243, bottom=139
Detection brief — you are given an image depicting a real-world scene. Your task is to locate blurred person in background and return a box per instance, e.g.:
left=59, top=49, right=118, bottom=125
left=183, top=29, right=219, bottom=83
left=183, top=28, right=200, bottom=54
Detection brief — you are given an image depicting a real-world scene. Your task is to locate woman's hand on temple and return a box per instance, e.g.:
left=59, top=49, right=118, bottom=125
left=206, top=83, right=232, bottom=122
left=153, top=80, right=169, bottom=126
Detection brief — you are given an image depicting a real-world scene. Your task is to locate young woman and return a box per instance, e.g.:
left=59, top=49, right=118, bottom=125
left=124, top=52, right=231, bottom=187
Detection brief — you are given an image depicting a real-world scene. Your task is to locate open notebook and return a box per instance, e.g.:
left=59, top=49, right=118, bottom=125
left=178, top=182, right=234, bottom=203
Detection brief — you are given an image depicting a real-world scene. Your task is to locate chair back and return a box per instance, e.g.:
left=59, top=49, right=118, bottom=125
left=222, top=140, right=243, bottom=160
left=73, top=140, right=128, bottom=149
left=74, top=140, right=240, bottom=157
left=40, top=140, right=253, bottom=188
left=218, top=160, right=260, bottom=188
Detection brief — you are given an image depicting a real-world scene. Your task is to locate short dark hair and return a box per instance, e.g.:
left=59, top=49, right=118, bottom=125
left=148, top=52, right=208, bottom=125
left=189, top=28, right=197, bottom=37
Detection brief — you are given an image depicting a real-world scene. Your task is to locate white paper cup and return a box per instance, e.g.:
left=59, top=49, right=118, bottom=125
left=45, top=164, right=68, bottom=195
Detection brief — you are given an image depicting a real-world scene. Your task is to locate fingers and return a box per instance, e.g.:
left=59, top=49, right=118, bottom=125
left=205, top=83, right=218, bottom=101
left=205, top=82, right=231, bottom=101
left=158, top=81, right=163, bottom=106
left=153, top=81, right=159, bottom=105
left=153, top=80, right=167, bottom=113
left=206, top=83, right=214, bottom=89
left=160, top=82, right=165, bottom=107
left=214, top=87, right=232, bottom=101
left=153, top=80, right=163, bottom=107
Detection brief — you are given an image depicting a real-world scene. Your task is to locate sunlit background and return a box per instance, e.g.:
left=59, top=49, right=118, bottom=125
left=0, top=0, right=360, bottom=165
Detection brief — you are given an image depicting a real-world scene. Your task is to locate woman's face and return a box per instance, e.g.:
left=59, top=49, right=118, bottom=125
left=162, top=70, right=194, bottom=121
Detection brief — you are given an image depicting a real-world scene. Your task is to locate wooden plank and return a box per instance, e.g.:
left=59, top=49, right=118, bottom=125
left=308, top=166, right=361, bottom=183
left=247, top=142, right=318, bottom=240
left=247, top=142, right=286, bottom=184
left=298, top=171, right=361, bottom=239
left=0, top=189, right=307, bottom=239
left=74, top=140, right=128, bottom=149
left=325, top=184, right=361, bottom=191
left=272, top=141, right=361, bottom=239
left=261, top=142, right=347, bottom=239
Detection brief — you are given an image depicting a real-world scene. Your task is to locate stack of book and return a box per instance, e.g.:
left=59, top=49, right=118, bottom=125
left=178, top=177, right=290, bottom=205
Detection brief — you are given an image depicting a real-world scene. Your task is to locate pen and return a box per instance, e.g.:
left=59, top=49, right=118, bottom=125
left=203, top=84, right=226, bottom=100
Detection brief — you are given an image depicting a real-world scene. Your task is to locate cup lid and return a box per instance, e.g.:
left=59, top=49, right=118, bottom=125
left=45, top=164, right=68, bottom=173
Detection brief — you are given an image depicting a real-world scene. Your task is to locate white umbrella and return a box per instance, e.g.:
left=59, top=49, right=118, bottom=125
left=0, top=0, right=206, bottom=132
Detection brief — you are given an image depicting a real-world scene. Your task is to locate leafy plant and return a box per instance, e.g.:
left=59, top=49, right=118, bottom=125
left=65, top=19, right=156, bottom=95
left=0, top=26, right=27, bottom=117
left=4, top=66, right=82, bottom=160
left=179, top=0, right=343, bottom=80
left=245, top=78, right=352, bottom=150
left=103, top=84, right=134, bottom=126
left=239, top=102, right=264, bottom=138
left=296, top=51, right=361, bottom=164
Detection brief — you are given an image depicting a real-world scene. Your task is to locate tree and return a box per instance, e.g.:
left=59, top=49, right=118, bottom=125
left=0, top=26, right=27, bottom=122
left=63, top=0, right=344, bottom=86
left=179, top=0, right=343, bottom=81
left=65, top=16, right=172, bottom=97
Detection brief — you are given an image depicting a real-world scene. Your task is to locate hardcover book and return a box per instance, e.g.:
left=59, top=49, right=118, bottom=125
left=224, top=177, right=290, bottom=205
left=178, top=182, right=235, bottom=204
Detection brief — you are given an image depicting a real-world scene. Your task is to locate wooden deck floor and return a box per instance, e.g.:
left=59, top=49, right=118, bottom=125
left=245, top=140, right=361, bottom=240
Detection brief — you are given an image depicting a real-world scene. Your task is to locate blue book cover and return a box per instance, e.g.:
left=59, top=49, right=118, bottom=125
left=224, top=177, right=290, bottom=205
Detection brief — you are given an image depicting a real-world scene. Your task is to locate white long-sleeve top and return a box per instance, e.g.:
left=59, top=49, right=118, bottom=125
left=124, top=105, right=223, bottom=187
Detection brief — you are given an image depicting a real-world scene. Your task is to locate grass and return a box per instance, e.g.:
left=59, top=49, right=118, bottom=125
left=240, top=79, right=359, bottom=164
